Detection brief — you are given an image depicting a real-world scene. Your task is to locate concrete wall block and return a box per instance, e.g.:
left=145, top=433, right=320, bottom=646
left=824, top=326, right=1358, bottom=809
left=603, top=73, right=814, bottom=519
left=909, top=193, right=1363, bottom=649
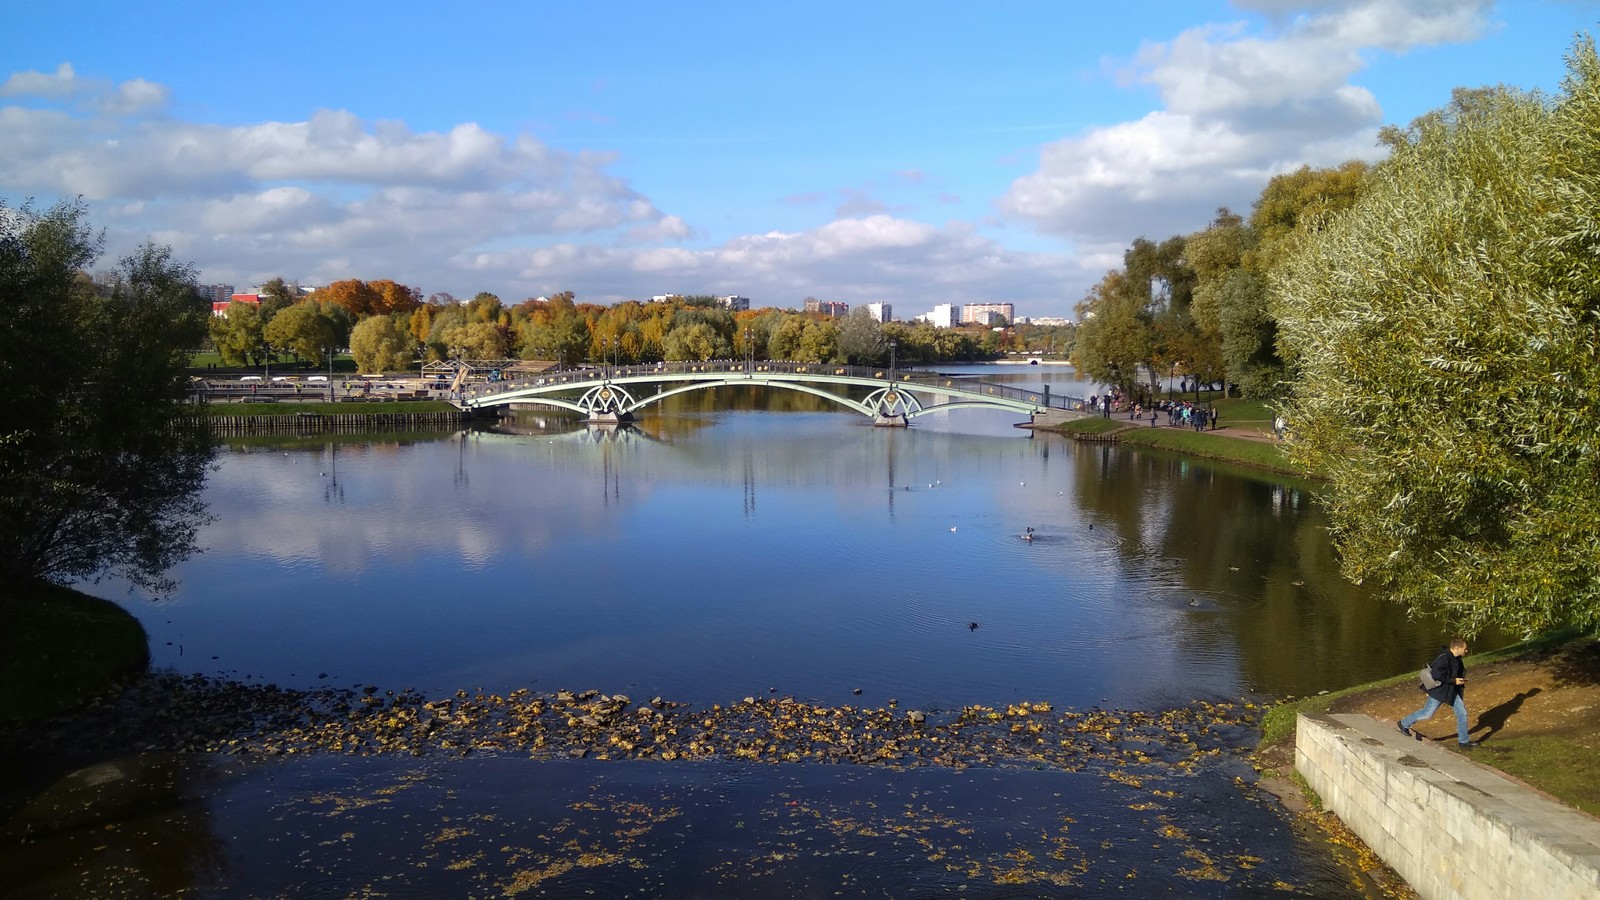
left=1295, top=714, right=1600, bottom=900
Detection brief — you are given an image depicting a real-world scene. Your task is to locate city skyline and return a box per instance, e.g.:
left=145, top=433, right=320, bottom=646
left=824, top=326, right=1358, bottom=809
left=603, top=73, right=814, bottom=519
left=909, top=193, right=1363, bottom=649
left=2, top=1, right=1592, bottom=319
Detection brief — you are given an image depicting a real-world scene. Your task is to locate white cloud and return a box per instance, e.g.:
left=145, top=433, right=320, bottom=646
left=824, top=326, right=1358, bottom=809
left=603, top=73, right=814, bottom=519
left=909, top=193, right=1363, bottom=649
left=1000, top=0, right=1493, bottom=245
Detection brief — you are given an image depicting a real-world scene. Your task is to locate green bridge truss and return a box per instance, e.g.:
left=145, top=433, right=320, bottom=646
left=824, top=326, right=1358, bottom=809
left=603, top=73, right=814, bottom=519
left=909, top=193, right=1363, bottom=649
left=456, top=360, right=1090, bottom=426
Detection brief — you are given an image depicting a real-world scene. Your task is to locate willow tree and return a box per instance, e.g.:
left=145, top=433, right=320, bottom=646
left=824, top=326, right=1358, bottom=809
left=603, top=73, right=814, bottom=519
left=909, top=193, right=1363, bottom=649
left=1273, top=44, right=1600, bottom=635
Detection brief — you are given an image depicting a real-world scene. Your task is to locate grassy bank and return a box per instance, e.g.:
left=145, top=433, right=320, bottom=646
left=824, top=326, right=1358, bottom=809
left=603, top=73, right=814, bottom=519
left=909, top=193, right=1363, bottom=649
left=0, top=582, right=150, bottom=725
left=1118, top=427, right=1301, bottom=476
left=1047, top=417, right=1304, bottom=477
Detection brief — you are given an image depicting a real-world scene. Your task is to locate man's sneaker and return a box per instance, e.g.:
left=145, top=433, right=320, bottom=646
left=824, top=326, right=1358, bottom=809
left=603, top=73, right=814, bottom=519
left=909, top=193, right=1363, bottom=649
left=1397, top=721, right=1413, bottom=738
left=1458, top=741, right=1480, bottom=749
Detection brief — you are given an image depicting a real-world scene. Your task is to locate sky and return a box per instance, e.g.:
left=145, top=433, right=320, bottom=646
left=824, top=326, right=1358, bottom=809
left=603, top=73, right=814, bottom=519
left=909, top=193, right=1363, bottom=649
left=2, top=1, right=1596, bottom=320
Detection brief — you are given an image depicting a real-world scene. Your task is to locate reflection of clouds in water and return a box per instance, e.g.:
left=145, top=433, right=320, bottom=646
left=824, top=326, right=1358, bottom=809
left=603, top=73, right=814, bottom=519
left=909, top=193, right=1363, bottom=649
left=202, top=439, right=622, bottom=575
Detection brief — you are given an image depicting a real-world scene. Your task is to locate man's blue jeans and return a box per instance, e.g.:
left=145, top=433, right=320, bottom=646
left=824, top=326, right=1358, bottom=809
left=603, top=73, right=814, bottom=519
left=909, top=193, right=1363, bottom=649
left=1400, top=695, right=1471, bottom=744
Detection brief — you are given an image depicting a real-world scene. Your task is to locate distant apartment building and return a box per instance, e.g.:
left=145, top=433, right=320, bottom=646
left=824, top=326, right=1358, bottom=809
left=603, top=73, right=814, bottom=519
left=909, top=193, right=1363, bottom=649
left=865, top=302, right=892, bottom=323
left=1019, top=316, right=1072, bottom=326
left=961, top=302, right=1014, bottom=325
left=198, top=283, right=235, bottom=305
left=720, top=295, right=750, bottom=311
left=803, top=298, right=849, bottom=318
left=927, top=303, right=961, bottom=328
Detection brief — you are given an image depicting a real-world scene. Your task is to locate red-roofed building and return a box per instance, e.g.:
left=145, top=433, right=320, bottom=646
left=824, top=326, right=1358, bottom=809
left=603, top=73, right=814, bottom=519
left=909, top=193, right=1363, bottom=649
left=212, top=293, right=261, bottom=317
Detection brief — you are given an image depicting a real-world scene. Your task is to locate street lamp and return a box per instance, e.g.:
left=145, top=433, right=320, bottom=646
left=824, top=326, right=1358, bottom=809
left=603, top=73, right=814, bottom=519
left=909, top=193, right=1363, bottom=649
left=888, top=339, right=897, bottom=380
left=744, top=328, right=753, bottom=373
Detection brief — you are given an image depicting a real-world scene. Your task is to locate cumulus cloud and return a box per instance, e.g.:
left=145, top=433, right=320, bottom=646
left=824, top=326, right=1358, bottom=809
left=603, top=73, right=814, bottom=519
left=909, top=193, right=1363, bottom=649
left=462, top=214, right=1081, bottom=310
left=1000, top=0, right=1493, bottom=244
left=1, top=62, right=169, bottom=115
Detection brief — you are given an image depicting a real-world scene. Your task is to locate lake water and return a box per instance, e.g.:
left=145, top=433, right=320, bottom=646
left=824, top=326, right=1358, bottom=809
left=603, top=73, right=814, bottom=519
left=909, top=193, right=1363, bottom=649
left=12, top=364, right=1459, bottom=896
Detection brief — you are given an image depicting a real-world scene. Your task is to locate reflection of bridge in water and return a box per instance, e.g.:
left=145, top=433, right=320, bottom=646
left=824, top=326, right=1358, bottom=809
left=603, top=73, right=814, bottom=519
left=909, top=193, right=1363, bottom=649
left=456, top=360, right=1091, bottom=427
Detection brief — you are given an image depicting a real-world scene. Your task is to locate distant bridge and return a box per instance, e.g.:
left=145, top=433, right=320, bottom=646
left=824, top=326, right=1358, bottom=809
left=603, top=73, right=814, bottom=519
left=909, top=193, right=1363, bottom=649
left=455, top=360, right=1091, bottom=427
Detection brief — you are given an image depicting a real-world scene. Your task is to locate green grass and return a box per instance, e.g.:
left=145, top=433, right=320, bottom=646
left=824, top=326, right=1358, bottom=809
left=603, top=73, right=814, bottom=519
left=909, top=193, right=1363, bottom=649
left=1049, top=416, right=1307, bottom=478
left=199, top=400, right=458, bottom=417
left=0, top=582, right=150, bottom=724
left=1476, top=735, right=1600, bottom=817
left=1119, top=427, right=1301, bottom=475
left=1053, top=416, right=1125, bottom=435
left=188, top=351, right=362, bottom=375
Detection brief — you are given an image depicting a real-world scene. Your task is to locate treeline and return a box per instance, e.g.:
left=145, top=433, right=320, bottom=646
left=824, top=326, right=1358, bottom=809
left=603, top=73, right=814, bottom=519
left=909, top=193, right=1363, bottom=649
left=209, top=282, right=1078, bottom=375
left=1072, top=161, right=1368, bottom=400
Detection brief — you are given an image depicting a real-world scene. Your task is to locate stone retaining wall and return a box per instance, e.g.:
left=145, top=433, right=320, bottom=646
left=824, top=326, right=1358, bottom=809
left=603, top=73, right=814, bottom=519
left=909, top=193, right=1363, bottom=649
left=1296, top=713, right=1600, bottom=899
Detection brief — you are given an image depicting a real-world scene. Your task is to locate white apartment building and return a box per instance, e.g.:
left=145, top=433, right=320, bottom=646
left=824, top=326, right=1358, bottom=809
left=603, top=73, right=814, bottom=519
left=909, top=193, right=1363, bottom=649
left=865, top=302, right=892, bottom=323
left=961, top=302, right=1014, bottom=325
left=927, top=303, right=961, bottom=328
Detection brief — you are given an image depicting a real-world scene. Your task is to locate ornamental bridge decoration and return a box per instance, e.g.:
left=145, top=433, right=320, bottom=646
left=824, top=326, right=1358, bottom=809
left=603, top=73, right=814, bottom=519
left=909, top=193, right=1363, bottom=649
left=453, top=360, right=1091, bottom=427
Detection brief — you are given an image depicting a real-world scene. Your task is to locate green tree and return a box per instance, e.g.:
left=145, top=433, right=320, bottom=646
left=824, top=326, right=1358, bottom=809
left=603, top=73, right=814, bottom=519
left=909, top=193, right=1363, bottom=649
left=836, top=307, right=885, bottom=364
left=661, top=321, right=730, bottom=360
left=439, top=321, right=509, bottom=360
left=1071, top=269, right=1148, bottom=396
left=1273, top=59, right=1600, bottom=634
left=349, top=314, right=416, bottom=374
left=258, top=276, right=298, bottom=322
left=0, top=200, right=215, bottom=592
left=516, top=292, right=589, bottom=366
left=262, top=300, right=336, bottom=365
left=796, top=319, right=840, bottom=362
left=207, top=299, right=266, bottom=366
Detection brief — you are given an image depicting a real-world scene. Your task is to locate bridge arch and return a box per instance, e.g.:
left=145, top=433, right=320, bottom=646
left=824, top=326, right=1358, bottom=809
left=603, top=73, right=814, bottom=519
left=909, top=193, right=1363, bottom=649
left=456, top=361, right=1088, bottom=426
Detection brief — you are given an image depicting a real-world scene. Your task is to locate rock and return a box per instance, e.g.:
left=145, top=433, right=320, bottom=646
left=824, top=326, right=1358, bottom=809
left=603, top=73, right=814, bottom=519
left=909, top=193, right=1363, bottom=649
left=907, top=710, right=926, bottom=724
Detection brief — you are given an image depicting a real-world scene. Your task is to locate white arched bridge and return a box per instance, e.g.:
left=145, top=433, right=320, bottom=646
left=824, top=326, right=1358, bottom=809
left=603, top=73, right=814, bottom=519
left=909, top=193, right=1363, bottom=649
left=454, top=360, right=1091, bottom=427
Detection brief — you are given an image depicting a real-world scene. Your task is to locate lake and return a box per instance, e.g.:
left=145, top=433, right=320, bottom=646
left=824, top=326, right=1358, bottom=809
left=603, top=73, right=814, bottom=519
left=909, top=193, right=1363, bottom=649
left=9, top=364, right=1456, bottom=896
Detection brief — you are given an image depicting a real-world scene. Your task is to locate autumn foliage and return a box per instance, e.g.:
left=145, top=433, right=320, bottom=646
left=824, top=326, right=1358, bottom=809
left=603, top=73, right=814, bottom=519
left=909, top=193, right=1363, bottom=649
left=313, top=278, right=422, bottom=318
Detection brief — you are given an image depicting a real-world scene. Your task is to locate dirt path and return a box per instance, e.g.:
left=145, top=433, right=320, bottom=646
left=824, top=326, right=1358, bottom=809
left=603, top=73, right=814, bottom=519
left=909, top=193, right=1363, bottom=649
left=1265, top=637, right=1600, bottom=819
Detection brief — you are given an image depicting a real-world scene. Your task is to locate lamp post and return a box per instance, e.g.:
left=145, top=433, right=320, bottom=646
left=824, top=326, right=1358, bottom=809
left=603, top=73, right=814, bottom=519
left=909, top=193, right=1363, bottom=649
left=888, top=339, right=897, bottom=380
left=1169, top=362, right=1176, bottom=401
left=601, top=338, right=610, bottom=380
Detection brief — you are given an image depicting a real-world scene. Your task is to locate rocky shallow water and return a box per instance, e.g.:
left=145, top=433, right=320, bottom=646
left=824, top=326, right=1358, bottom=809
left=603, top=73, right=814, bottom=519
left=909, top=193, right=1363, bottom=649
left=0, top=673, right=1374, bottom=897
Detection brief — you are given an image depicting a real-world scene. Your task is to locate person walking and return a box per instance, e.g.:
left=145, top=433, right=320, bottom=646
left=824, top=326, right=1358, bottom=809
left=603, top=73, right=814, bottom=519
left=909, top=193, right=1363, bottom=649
left=1398, top=637, right=1477, bottom=748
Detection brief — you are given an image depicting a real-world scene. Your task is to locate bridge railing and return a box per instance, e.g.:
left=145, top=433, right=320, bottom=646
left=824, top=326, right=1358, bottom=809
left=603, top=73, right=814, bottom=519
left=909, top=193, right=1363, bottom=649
left=465, top=360, right=1088, bottom=411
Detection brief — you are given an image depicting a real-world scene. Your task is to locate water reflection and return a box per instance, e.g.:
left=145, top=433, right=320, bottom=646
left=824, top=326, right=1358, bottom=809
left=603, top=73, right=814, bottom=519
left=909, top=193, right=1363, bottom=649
left=110, top=400, right=1462, bottom=711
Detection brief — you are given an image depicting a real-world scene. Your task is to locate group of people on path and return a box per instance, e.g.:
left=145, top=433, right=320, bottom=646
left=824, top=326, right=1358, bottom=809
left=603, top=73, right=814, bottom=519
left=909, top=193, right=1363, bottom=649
left=1085, top=394, right=1217, bottom=431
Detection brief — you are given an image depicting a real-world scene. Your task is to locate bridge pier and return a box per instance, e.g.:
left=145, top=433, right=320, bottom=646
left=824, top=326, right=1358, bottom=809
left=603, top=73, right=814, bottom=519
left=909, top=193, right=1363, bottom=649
left=585, top=410, right=633, bottom=425
left=873, top=413, right=909, bottom=427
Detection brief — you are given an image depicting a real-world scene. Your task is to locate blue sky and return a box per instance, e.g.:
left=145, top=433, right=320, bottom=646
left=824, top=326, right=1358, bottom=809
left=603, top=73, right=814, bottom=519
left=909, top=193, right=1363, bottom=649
left=3, top=1, right=1595, bottom=319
